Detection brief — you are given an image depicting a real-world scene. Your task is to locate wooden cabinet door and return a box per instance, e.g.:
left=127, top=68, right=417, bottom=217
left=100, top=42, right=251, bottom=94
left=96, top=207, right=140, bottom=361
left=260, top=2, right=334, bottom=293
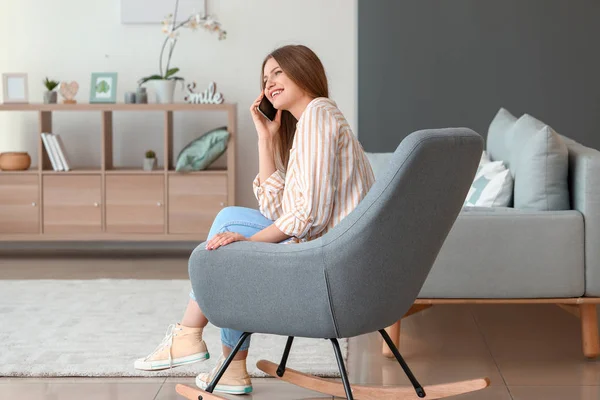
left=106, top=175, right=164, bottom=233
left=43, top=175, right=102, bottom=233
left=0, top=175, right=39, bottom=233
left=168, top=175, right=227, bottom=235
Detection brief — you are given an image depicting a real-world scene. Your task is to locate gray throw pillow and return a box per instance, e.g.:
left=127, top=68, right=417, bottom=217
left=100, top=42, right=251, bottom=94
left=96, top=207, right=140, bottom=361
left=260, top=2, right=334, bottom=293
left=365, top=152, right=393, bottom=181
left=507, top=114, right=569, bottom=210
left=175, top=127, right=230, bottom=172
left=486, top=107, right=517, bottom=165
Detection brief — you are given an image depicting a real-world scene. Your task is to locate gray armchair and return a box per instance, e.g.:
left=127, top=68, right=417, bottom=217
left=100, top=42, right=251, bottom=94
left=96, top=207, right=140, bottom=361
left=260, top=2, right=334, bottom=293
left=178, top=128, right=490, bottom=400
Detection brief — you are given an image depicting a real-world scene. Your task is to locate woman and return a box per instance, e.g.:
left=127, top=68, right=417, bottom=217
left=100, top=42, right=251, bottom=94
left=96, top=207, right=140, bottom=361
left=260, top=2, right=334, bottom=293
left=134, top=44, right=375, bottom=395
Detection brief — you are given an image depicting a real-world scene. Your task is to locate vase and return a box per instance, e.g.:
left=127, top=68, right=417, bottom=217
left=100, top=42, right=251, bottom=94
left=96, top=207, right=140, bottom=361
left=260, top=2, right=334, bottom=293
left=136, top=87, right=148, bottom=104
left=124, top=92, right=136, bottom=104
left=152, top=80, right=176, bottom=104
left=43, top=91, right=57, bottom=104
left=0, top=152, right=31, bottom=171
left=143, top=158, right=157, bottom=171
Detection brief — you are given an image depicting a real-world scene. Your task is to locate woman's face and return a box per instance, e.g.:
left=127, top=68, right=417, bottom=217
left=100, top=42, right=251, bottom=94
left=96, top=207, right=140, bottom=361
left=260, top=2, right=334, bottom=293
left=263, top=57, right=303, bottom=111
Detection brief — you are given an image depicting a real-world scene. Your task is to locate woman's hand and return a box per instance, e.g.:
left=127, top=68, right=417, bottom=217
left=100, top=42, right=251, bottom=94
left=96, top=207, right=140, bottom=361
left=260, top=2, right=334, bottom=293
left=250, top=92, right=282, bottom=141
left=205, top=232, right=247, bottom=250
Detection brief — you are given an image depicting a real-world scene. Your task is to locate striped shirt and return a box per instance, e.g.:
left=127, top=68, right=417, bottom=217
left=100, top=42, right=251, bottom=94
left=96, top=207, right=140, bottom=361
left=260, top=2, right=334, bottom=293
left=253, top=97, right=375, bottom=243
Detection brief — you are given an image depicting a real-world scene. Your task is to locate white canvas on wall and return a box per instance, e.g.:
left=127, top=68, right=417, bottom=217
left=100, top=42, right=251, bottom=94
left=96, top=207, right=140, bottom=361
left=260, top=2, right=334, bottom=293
left=121, top=0, right=206, bottom=24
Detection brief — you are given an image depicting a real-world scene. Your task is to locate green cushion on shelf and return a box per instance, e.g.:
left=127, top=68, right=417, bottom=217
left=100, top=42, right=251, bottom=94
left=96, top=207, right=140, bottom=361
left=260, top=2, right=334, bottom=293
left=175, top=127, right=230, bottom=172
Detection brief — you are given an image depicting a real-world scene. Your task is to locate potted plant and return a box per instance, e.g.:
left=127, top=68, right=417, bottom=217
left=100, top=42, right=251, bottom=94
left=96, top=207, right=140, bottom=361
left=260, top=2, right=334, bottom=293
left=137, top=0, right=226, bottom=104
left=43, top=77, right=60, bottom=104
left=143, top=150, right=157, bottom=171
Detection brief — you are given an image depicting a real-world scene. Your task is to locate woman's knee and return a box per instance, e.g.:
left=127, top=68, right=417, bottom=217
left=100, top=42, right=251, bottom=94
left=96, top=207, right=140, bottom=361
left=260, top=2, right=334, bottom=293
left=208, top=206, right=269, bottom=239
left=211, top=206, right=263, bottom=232
left=212, top=206, right=245, bottom=227
left=208, top=206, right=248, bottom=239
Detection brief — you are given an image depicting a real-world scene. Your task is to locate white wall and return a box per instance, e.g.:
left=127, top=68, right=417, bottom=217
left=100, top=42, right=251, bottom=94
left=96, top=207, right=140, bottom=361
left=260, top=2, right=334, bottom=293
left=0, top=0, right=357, bottom=208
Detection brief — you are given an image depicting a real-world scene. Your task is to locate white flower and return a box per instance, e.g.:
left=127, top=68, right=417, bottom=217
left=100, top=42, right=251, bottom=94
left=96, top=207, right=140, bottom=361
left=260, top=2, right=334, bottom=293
left=158, top=11, right=225, bottom=40
left=162, top=22, right=174, bottom=34
left=187, top=16, right=199, bottom=30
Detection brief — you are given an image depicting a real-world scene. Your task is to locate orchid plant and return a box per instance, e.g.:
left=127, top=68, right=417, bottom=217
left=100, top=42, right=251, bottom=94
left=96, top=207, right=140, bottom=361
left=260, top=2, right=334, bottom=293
left=138, top=0, right=227, bottom=86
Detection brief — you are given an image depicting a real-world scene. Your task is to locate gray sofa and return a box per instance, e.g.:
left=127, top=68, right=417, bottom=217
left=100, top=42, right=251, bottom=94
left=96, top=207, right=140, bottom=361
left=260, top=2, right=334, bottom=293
left=367, top=113, right=600, bottom=359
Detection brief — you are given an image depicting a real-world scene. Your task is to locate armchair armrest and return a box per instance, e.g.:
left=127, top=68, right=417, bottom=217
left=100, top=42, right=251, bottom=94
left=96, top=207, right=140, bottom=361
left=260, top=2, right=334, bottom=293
left=188, top=240, right=338, bottom=339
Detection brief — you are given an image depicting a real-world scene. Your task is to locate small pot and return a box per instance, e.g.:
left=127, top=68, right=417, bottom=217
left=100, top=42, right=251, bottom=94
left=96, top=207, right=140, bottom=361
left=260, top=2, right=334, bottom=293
left=151, top=79, right=176, bottom=104
left=124, top=91, right=137, bottom=104
left=0, top=152, right=31, bottom=171
left=143, top=158, right=156, bottom=171
left=43, top=91, right=57, bottom=104
left=136, top=87, right=148, bottom=104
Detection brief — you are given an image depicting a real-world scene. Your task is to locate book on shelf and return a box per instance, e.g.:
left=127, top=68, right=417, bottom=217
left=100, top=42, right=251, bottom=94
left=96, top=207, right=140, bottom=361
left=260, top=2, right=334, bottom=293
left=41, top=132, right=71, bottom=171
left=53, top=134, right=71, bottom=171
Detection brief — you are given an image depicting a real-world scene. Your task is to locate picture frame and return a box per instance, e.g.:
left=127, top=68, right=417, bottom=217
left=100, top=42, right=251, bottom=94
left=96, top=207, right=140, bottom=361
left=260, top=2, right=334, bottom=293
left=2, top=73, right=29, bottom=104
left=89, top=72, right=118, bottom=103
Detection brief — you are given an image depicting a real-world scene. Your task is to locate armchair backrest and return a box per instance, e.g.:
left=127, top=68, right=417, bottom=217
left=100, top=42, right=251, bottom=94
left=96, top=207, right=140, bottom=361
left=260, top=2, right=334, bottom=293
left=320, top=128, right=483, bottom=338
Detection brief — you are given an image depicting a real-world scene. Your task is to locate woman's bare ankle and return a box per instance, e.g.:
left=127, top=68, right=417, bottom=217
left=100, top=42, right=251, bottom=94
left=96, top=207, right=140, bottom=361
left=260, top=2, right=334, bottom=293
left=223, top=345, right=248, bottom=361
left=181, top=299, right=209, bottom=328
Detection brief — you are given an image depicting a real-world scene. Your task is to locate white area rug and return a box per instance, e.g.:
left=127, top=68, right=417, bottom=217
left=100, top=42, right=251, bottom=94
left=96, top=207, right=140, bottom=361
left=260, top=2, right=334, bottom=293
left=0, top=279, right=347, bottom=378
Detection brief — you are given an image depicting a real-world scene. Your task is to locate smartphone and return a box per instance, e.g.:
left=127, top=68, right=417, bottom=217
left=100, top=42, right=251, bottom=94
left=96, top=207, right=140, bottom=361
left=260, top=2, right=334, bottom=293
left=257, top=95, right=277, bottom=122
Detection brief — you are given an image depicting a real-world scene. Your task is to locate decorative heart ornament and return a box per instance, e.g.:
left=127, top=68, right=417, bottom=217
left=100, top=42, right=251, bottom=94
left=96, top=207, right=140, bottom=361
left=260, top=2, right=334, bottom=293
left=60, top=81, right=79, bottom=103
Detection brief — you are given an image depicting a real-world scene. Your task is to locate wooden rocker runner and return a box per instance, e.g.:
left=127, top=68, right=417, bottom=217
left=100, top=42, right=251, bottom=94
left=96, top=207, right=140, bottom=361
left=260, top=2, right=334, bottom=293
left=177, top=129, right=490, bottom=399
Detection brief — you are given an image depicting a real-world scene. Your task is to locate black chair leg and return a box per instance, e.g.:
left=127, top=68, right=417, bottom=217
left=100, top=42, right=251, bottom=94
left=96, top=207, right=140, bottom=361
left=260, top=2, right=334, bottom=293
left=203, top=332, right=252, bottom=396
left=379, top=329, right=426, bottom=398
left=330, top=338, right=354, bottom=400
left=277, top=336, right=294, bottom=377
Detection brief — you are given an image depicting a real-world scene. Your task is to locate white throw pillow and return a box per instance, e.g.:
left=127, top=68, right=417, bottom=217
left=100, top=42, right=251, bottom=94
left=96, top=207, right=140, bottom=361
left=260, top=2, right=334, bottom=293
left=464, top=153, right=513, bottom=207
left=480, top=150, right=491, bottom=164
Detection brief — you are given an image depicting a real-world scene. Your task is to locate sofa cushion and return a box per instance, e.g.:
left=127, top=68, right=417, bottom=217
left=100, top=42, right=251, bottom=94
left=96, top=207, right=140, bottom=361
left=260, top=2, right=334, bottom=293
left=486, top=107, right=517, bottom=164
left=419, top=207, right=584, bottom=298
left=507, top=114, right=569, bottom=210
left=464, top=154, right=513, bottom=207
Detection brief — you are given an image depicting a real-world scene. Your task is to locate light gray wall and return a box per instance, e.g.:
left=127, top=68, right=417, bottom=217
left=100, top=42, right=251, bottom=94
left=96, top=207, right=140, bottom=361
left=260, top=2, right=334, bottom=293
left=358, top=0, right=600, bottom=152
left=0, top=0, right=357, bottom=210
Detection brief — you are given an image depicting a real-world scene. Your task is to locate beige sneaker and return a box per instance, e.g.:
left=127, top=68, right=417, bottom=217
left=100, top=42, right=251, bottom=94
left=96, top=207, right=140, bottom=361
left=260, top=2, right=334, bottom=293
left=134, top=323, right=209, bottom=371
left=195, top=355, right=253, bottom=395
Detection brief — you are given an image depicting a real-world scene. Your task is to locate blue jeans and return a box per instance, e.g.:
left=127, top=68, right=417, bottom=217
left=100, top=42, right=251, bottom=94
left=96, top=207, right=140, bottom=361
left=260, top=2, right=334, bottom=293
left=189, top=206, right=278, bottom=351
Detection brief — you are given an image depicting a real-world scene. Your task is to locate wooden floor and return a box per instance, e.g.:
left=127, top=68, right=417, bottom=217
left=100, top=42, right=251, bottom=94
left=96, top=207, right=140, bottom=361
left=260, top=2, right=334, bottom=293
left=1, top=255, right=600, bottom=399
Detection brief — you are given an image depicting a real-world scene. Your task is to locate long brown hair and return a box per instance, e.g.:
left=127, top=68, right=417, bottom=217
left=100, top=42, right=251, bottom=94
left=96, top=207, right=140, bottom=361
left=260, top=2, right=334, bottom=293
left=261, top=45, right=329, bottom=172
